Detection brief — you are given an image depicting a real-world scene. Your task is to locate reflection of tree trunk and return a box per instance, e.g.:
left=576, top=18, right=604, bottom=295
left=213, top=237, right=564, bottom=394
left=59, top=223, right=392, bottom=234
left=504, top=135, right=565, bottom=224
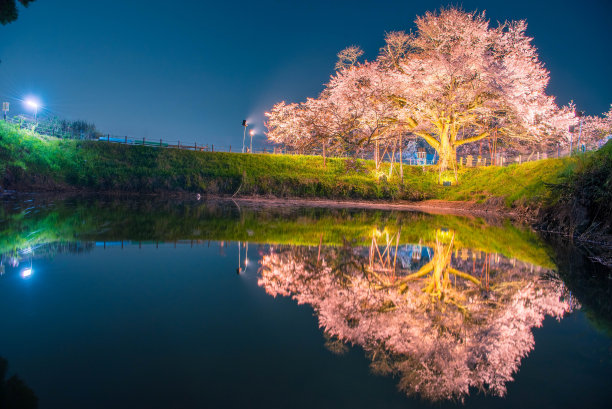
left=393, top=230, right=481, bottom=300
left=317, top=233, right=323, bottom=265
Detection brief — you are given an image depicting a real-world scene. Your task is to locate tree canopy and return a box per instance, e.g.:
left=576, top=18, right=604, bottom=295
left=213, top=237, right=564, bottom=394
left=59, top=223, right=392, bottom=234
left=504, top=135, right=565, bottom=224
left=0, top=0, right=36, bottom=25
left=266, top=7, right=605, bottom=176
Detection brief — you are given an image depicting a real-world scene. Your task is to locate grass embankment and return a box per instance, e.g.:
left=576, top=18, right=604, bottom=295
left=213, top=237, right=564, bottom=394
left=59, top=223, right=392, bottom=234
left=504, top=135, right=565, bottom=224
left=1, top=121, right=611, bottom=235
left=0, top=122, right=435, bottom=200
left=539, top=141, right=612, bottom=238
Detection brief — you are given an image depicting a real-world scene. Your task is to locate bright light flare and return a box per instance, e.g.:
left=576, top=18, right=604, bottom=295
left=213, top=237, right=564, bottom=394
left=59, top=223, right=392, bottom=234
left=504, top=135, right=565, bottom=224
left=25, top=99, right=39, bottom=109
left=249, top=130, right=255, bottom=136
left=21, top=268, right=33, bottom=278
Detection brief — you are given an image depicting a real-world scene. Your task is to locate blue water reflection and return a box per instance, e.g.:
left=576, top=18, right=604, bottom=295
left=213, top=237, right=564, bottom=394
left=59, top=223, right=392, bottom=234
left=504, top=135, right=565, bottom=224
left=0, top=197, right=610, bottom=408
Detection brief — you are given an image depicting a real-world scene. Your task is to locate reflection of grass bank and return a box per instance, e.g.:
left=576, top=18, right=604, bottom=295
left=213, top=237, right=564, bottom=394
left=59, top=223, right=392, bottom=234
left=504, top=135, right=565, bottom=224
left=0, top=198, right=553, bottom=268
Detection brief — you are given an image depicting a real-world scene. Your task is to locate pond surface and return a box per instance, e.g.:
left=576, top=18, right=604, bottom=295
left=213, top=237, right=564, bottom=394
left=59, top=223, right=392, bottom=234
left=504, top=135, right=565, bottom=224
left=0, top=196, right=611, bottom=408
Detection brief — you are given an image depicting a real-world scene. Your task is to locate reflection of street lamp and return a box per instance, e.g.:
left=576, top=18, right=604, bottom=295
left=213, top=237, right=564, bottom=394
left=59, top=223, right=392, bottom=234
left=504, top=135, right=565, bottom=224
left=236, top=241, right=249, bottom=274
left=249, top=130, right=255, bottom=153
left=242, top=120, right=248, bottom=153
left=26, top=100, right=39, bottom=123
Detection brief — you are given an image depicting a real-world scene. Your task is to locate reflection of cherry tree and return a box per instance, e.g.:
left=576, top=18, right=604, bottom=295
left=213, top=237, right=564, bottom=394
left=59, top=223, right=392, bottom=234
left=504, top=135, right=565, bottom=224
left=258, top=238, right=574, bottom=402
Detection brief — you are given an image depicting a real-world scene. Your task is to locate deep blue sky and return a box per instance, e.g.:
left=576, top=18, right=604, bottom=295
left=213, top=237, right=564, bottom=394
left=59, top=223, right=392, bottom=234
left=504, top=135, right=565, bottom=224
left=1, top=0, right=611, bottom=148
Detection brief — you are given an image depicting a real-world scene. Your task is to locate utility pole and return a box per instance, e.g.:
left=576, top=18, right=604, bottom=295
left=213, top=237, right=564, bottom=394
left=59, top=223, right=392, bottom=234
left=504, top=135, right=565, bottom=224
left=242, top=120, right=248, bottom=153
left=249, top=130, right=255, bottom=154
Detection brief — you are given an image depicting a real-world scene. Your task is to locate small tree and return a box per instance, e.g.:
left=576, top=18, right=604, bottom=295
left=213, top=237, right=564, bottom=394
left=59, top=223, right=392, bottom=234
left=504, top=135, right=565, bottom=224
left=581, top=105, right=612, bottom=147
left=325, top=62, right=405, bottom=169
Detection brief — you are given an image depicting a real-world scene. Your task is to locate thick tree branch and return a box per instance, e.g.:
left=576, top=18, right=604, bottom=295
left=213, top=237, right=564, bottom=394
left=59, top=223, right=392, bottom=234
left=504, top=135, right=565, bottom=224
left=456, top=130, right=489, bottom=146
left=414, top=131, right=441, bottom=150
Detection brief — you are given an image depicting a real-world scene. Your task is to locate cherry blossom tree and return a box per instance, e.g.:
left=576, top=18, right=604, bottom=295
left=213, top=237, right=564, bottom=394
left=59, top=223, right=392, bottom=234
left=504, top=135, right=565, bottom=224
left=385, top=8, right=557, bottom=174
left=324, top=62, right=406, bottom=170
left=266, top=7, right=571, bottom=178
left=335, top=45, right=364, bottom=71
left=581, top=105, right=612, bottom=147
left=265, top=96, right=354, bottom=166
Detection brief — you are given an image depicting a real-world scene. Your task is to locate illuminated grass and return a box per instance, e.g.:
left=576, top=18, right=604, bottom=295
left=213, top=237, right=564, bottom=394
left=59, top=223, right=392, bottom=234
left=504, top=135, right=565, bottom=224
left=2, top=121, right=608, bottom=217
left=0, top=200, right=554, bottom=268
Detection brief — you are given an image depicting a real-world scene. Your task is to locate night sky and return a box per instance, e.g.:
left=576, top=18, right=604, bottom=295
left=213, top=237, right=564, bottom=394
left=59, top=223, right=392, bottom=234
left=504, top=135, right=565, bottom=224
left=1, top=0, right=610, bottom=148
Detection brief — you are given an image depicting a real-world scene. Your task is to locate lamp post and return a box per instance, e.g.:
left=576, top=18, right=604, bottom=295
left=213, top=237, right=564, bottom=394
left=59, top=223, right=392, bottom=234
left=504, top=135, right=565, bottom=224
left=25, top=100, right=39, bottom=123
left=242, top=119, right=248, bottom=153
left=249, top=130, right=255, bottom=153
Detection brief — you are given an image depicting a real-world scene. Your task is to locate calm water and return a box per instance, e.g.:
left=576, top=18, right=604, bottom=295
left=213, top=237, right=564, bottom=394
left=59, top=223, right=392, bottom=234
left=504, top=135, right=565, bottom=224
left=0, top=196, right=611, bottom=408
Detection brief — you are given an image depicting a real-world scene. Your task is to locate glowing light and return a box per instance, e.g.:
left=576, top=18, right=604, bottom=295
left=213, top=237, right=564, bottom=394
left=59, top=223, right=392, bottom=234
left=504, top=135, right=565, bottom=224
left=249, top=130, right=255, bottom=136
left=21, top=268, right=33, bottom=278
left=23, top=98, right=41, bottom=122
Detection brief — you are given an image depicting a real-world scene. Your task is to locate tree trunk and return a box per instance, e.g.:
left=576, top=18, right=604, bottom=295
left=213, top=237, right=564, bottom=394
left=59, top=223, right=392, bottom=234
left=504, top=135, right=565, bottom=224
left=399, top=134, right=403, bottom=182
left=436, top=132, right=456, bottom=174
left=388, top=143, right=396, bottom=179
left=323, top=141, right=327, bottom=168
left=375, top=139, right=380, bottom=170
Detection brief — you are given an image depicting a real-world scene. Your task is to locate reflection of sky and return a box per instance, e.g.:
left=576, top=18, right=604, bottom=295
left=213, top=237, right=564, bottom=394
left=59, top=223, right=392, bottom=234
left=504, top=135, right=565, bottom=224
left=0, top=241, right=428, bottom=408
left=0, top=240, right=610, bottom=407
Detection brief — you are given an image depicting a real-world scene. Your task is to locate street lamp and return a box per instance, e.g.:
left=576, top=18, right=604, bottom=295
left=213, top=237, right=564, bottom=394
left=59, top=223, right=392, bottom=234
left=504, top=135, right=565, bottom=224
left=25, top=99, right=39, bottom=123
left=249, top=129, right=255, bottom=153
left=242, top=119, right=248, bottom=153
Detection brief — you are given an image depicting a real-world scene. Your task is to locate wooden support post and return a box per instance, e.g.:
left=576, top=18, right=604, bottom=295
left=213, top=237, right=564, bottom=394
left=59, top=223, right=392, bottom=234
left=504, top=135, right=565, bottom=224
left=212, top=144, right=214, bottom=153
left=194, top=142, right=197, bottom=150
left=229, top=145, right=231, bottom=153
left=143, top=137, right=146, bottom=145
left=178, top=140, right=181, bottom=149
left=125, top=135, right=127, bottom=144
left=107, top=134, right=110, bottom=142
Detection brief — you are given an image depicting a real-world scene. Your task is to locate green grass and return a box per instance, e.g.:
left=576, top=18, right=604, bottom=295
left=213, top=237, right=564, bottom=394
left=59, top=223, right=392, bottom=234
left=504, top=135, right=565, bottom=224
left=2, top=121, right=609, bottom=217
left=0, top=122, right=437, bottom=199
left=438, top=158, right=574, bottom=206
